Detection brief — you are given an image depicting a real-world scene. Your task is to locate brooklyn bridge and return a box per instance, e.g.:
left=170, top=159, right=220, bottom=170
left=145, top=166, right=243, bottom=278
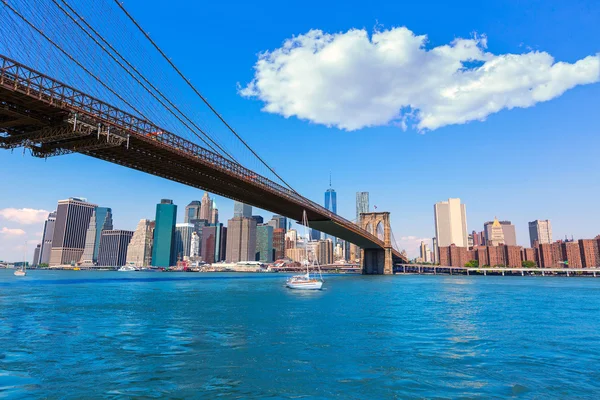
left=0, top=0, right=408, bottom=273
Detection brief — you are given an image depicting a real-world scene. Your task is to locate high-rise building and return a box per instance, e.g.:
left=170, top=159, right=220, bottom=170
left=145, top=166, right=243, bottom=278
left=32, top=244, right=41, bottom=267
left=210, top=201, right=219, bottom=224
left=324, top=179, right=337, bottom=242
left=190, top=232, right=201, bottom=259
left=234, top=201, right=252, bottom=218
left=200, top=192, right=212, bottom=221
left=420, top=241, right=430, bottom=262
left=315, top=239, right=333, bottom=265
left=529, top=220, right=552, bottom=248
left=173, top=223, right=195, bottom=261
left=201, top=223, right=227, bottom=264
left=152, top=199, right=177, bottom=267
left=97, top=230, right=134, bottom=267
left=310, top=227, right=321, bottom=241
left=50, top=197, right=97, bottom=266
left=433, top=198, right=468, bottom=248
left=356, top=192, right=369, bottom=223
left=273, top=228, right=285, bottom=260
left=185, top=201, right=201, bottom=223
left=484, top=219, right=516, bottom=246
left=285, top=229, right=298, bottom=249
left=256, top=224, right=274, bottom=263
left=126, top=219, right=155, bottom=267
left=226, top=217, right=257, bottom=262
left=432, top=237, right=438, bottom=264
left=80, top=210, right=99, bottom=266
left=252, top=215, right=264, bottom=225
left=488, top=218, right=505, bottom=246
left=39, top=211, right=57, bottom=265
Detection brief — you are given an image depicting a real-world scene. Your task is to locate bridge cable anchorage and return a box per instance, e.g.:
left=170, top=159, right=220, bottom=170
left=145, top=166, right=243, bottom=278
left=1, top=0, right=157, bottom=132
left=113, top=0, right=300, bottom=195
left=49, top=0, right=240, bottom=164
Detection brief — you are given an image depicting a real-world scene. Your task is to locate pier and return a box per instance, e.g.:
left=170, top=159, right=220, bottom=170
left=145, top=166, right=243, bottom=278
left=396, top=264, right=600, bottom=277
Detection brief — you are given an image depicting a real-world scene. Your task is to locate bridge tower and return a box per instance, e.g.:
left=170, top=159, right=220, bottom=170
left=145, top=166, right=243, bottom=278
left=359, top=212, right=393, bottom=275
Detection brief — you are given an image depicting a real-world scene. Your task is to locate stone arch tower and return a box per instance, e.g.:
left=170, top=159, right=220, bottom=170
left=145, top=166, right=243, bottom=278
left=359, top=212, right=393, bottom=275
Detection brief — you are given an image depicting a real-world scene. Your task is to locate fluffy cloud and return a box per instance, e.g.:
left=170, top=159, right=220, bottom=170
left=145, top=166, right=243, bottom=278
left=0, top=208, right=50, bottom=225
left=240, top=27, right=600, bottom=131
left=0, top=227, right=26, bottom=236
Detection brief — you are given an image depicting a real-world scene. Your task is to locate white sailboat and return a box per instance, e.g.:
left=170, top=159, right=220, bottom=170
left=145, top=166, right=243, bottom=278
left=286, top=211, right=324, bottom=290
left=14, top=242, right=26, bottom=277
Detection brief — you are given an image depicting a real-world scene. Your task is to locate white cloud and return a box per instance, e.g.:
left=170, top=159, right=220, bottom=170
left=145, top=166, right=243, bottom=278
left=395, top=235, right=431, bottom=259
left=240, top=27, right=600, bottom=131
left=0, top=227, right=26, bottom=237
left=0, top=208, right=50, bottom=225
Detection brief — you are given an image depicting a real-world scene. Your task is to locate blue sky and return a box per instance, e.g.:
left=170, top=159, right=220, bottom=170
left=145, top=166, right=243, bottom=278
left=1, top=0, right=599, bottom=261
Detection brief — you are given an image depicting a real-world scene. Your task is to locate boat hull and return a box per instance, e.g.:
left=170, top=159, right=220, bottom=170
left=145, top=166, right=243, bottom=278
left=14, top=270, right=26, bottom=276
left=286, top=280, right=323, bottom=290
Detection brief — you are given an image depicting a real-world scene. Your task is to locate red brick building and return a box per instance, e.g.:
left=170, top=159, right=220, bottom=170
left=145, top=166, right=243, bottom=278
left=579, top=239, right=599, bottom=268
left=504, top=246, right=522, bottom=268
left=562, top=242, right=582, bottom=268
left=487, top=246, right=505, bottom=267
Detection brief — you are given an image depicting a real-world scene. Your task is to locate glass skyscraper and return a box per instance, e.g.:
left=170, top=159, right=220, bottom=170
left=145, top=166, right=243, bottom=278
left=325, top=189, right=337, bottom=214
left=152, top=199, right=177, bottom=267
left=356, top=192, right=369, bottom=223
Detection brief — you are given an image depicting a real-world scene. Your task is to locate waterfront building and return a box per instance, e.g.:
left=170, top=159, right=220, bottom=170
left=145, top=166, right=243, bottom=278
left=173, top=223, right=195, bottom=261
left=420, top=241, right=431, bottom=263
left=563, top=241, right=582, bottom=268
left=79, top=210, right=99, bottom=266
left=233, top=201, right=252, bottom=218
left=356, top=192, right=369, bottom=224
left=151, top=199, right=177, bottom=267
left=190, top=232, right=200, bottom=259
left=487, top=218, right=506, bottom=246
left=39, top=211, right=57, bottom=265
left=50, top=197, right=97, bottom=266
left=201, top=223, right=227, bottom=264
left=285, top=247, right=306, bottom=263
left=226, top=217, right=256, bottom=262
left=252, top=215, right=264, bottom=225
left=434, top=198, right=468, bottom=248
left=210, top=201, right=219, bottom=224
left=529, top=220, right=552, bottom=248
left=315, top=239, right=333, bottom=265
left=484, top=219, right=516, bottom=246
left=97, top=230, right=134, bottom=267
left=32, top=244, right=41, bottom=267
left=285, top=229, right=297, bottom=249
left=432, top=237, right=438, bottom=264
left=579, top=239, right=600, bottom=268
left=273, top=228, right=285, bottom=260
left=256, top=224, right=274, bottom=263
left=125, top=219, right=155, bottom=267
left=200, top=192, right=212, bottom=221
left=184, top=201, right=201, bottom=223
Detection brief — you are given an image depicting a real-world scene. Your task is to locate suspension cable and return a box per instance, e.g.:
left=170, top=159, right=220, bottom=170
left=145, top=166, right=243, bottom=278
left=113, top=0, right=300, bottom=194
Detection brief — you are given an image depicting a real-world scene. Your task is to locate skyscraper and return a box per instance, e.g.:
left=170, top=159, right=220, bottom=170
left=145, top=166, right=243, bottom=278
left=50, top=197, right=97, bottom=266
left=324, top=178, right=337, bottom=242
left=310, top=227, right=321, bottom=241
left=433, top=198, right=468, bottom=248
left=420, top=241, right=430, bottom=262
left=210, top=200, right=219, bottom=224
left=252, top=215, right=264, bottom=225
left=488, top=218, right=505, bottom=246
left=256, top=224, right=274, bottom=263
left=185, top=201, right=201, bottom=223
left=32, top=244, right=41, bottom=267
left=152, top=199, right=177, bottom=267
left=126, top=219, right=155, bottom=267
left=80, top=210, right=99, bottom=266
left=94, top=207, right=113, bottom=260
left=529, top=220, right=552, bottom=248
left=432, top=237, right=438, bottom=264
left=484, top=219, right=516, bottom=246
left=200, top=192, right=212, bottom=221
left=226, top=216, right=257, bottom=262
left=201, top=223, right=227, bottom=264
left=173, top=223, right=195, bottom=261
left=97, top=230, right=134, bottom=267
left=39, top=211, right=56, bottom=265
left=356, top=192, right=369, bottom=223
left=234, top=201, right=252, bottom=218
left=273, top=228, right=285, bottom=260
left=190, top=232, right=201, bottom=259
left=269, top=215, right=287, bottom=233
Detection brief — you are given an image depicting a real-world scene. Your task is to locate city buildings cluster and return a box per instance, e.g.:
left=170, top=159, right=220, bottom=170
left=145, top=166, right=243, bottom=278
left=429, top=197, right=599, bottom=268
left=31, top=184, right=374, bottom=268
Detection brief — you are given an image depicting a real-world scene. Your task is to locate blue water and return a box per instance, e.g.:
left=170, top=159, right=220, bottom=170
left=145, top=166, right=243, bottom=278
left=1, top=270, right=600, bottom=399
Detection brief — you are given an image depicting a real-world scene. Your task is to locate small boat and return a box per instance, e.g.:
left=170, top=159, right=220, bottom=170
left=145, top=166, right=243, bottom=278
left=14, top=243, right=27, bottom=276
left=118, top=265, right=138, bottom=272
left=286, top=210, right=324, bottom=290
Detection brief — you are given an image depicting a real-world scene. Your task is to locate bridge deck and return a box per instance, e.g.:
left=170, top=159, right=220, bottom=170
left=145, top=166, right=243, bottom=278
left=0, top=55, right=407, bottom=261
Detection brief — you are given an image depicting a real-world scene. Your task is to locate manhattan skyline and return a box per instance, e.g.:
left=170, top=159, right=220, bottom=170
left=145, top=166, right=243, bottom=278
left=1, top=0, right=599, bottom=261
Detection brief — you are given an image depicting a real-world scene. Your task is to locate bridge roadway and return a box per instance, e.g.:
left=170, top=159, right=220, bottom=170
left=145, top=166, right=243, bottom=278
left=0, top=55, right=407, bottom=265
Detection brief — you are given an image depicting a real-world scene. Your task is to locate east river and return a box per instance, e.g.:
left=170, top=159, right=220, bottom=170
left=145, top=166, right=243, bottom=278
left=1, top=270, right=599, bottom=398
